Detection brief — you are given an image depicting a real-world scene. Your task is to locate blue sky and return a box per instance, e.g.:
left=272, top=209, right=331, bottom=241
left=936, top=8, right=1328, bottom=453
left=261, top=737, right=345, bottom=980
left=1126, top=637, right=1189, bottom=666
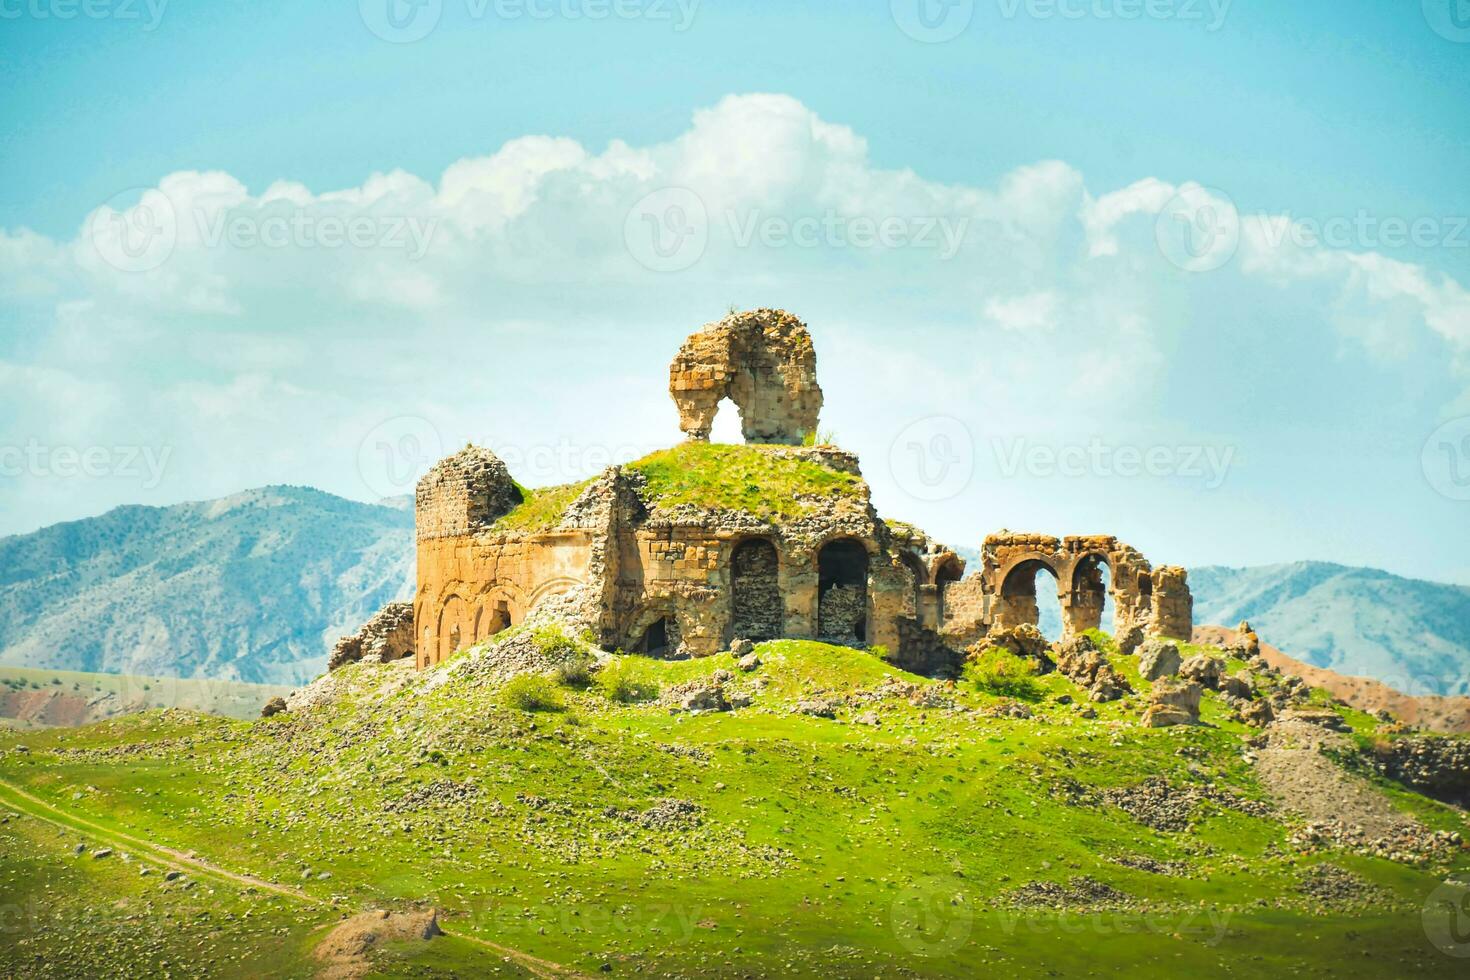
left=1, top=0, right=1468, bottom=582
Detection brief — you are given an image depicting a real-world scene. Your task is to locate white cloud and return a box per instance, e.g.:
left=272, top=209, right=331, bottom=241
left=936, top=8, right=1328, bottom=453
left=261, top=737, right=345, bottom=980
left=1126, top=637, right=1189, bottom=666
left=1, top=93, right=1467, bottom=571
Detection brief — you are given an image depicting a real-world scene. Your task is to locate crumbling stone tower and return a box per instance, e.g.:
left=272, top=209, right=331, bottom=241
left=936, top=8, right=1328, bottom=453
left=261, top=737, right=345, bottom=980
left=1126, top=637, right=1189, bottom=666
left=669, top=308, right=823, bottom=445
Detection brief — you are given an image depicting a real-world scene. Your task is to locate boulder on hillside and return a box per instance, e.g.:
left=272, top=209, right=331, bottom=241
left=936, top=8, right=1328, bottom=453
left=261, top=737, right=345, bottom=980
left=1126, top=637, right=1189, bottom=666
left=973, top=623, right=1053, bottom=670
left=260, top=696, right=287, bottom=718
left=1137, top=639, right=1182, bottom=680
left=1116, top=624, right=1147, bottom=657
left=1180, top=653, right=1224, bottom=690
left=1052, top=634, right=1131, bottom=703
left=1220, top=673, right=1254, bottom=700
left=1142, top=678, right=1201, bottom=728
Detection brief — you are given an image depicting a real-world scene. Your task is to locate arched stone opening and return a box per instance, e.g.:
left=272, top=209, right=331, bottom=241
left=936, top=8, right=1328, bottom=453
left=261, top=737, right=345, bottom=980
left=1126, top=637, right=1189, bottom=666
left=640, top=617, right=673, bottom=656
left=1066, top=554, right=1111, bottom=638
left=438, top=595, right=467, bottom=664
left=934, top=556, right=963, bottom=622
left=818, top=538, right=869, bottom=643
left=897, top=550, right=927, bottom=620
left=998, top=559, right=1062, bottom=637
left=731, top=537, right=782, bottom=641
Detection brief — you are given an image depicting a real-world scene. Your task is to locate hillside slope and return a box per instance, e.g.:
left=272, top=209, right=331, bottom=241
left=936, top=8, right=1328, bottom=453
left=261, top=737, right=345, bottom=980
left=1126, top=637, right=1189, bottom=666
left=1, top=634, right=1466, bottom=978
left=0, top=487, right=413, bottom=685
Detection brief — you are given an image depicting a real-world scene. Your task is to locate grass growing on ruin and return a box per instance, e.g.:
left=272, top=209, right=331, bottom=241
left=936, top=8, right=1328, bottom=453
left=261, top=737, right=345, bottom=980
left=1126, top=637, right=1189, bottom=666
left=492, top=479, right=596, bottom=533
left=1, top=636, right=1467, bottom=978
left=628, top=441, right=861, bottom=519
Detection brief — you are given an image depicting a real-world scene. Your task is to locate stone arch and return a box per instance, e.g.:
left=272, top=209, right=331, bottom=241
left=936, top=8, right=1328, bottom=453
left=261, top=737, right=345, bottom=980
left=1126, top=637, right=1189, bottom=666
left=934, top=554, right=964, bottom=622
left=437, top=595, right=469, bottom=664
left=527, top=576, right=583, bottom=612
left=817, top=537, right=870, bottom=643
left=730, top=537, right=782, bottom=641
left=897, top=549, right=927, bottom=619
left=1066, top=553, right=1111, bottom=638
left=624, top=601, right=682, bottom=657
left=669, top=309, right=823, bottom=445
left=996, top=558, right=1062, bottom=632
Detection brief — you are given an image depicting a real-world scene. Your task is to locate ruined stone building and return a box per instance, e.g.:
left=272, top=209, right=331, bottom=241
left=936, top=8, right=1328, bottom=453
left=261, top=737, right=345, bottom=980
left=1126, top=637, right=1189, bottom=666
left=399, top=308, right=1192, bottom=673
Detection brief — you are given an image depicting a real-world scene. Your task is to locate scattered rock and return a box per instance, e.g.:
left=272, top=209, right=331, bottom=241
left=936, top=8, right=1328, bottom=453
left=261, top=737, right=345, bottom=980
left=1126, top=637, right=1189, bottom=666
left=1179, top=654, right=1224, bottom=690
left=730, top=638, right=754, bottom=657
left=736, top=652, right=761, bottom=672
left=260, top=696, right=287, bottom=718
left=1137, top=639, right=1182, bottom=681
left=793, top=698, right=839, bottom=719
left=1141, top=678, right=1201, bottom=728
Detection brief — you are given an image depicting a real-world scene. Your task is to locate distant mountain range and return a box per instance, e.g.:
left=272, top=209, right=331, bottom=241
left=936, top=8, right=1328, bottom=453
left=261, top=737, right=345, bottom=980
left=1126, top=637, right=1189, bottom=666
left=1189, top=562, right=1470, bottom=697
left=0, top=487, right=413, bottom=685
left=0, top=488, right=1465, bottom=694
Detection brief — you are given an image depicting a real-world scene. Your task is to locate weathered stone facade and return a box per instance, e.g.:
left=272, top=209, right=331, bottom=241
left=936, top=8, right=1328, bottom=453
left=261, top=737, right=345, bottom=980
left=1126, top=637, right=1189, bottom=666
left=949, top=532, right=1193, bottom=644
left=407, top=309, right=1193, bottom=672
left=669, top=308, right=823, bottom=445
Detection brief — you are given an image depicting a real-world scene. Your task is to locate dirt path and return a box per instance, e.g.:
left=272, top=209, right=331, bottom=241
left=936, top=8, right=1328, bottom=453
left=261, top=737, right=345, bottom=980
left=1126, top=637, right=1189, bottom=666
left=0, top=776, right=589, bottom=979
left=0, top=775, right=312, bottom=902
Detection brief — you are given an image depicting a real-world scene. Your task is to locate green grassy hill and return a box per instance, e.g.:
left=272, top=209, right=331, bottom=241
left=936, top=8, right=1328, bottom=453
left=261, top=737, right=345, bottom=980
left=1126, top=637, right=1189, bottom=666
left=1, top=635, right=1467, bottom=978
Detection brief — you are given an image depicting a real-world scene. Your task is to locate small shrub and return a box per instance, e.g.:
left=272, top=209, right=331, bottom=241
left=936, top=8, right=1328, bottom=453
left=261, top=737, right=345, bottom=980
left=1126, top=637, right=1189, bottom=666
left=964, top=649, right=1043, bottom=702
left=554, top=657, right=594, bottom=690
left=598, top=660, right=659, bottom=704
left=503, top=675, right=564, bottom=713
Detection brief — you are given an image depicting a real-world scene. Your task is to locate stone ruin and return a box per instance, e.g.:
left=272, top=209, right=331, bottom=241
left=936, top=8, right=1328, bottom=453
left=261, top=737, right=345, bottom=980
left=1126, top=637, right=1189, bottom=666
left=333, top=307, right=1193, bottom=675
left=669, top=308, right=822, bottom=444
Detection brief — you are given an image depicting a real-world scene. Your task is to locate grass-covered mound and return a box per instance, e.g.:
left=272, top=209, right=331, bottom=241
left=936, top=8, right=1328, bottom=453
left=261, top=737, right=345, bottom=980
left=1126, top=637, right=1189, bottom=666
left=1, top=635, right=1467, bottom=978
left=627, top=442, right=862, bottom=520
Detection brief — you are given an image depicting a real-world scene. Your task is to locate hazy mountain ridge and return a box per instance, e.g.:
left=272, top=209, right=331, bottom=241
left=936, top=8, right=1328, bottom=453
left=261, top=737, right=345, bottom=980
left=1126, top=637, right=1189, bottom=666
left=0, top=486, right=414, bottom=685
left=1189, top=562, right=1470, bottom=697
